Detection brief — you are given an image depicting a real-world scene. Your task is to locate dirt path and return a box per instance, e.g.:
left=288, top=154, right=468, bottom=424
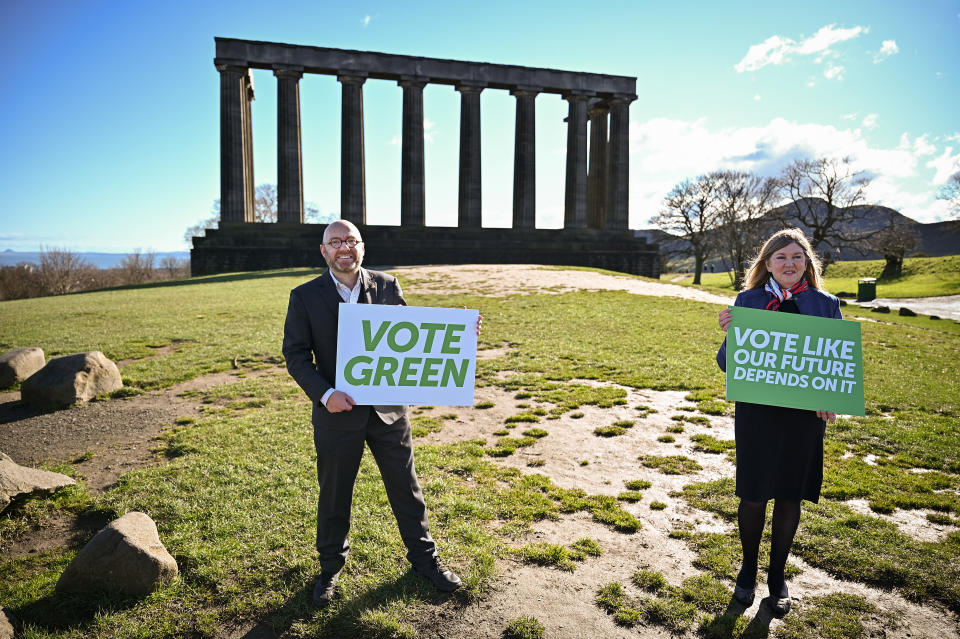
left=855, top=294, right=960, bottom=322
left=391, top=264, right=734, bottom=306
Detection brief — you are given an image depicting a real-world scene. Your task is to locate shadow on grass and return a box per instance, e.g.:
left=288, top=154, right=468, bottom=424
left=11, top=589, right=143, bottom=633
left=98, top=267, right=325, bottom=293
left=249, top=567, right=462, bottom=638
left=700, top=597, right=774, bottom=639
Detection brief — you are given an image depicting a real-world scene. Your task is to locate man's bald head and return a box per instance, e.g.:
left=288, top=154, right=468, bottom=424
left=323, top=220, right=362, bottom=244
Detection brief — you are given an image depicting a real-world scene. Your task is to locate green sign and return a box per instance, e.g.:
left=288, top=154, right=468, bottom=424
left=725, top=306, right=865, bottom=416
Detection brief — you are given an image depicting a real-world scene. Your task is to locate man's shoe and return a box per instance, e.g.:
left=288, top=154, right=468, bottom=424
left=413, top=557, right=462, bottom=592
left=312, top=572, right=339, bottom=607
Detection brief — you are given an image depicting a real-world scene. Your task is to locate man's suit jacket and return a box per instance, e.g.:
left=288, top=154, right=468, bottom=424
left=283, top=268, right=407, bottom=427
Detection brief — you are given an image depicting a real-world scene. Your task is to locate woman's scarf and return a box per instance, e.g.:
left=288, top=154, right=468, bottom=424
left=765, top=276, right=808, bottom=311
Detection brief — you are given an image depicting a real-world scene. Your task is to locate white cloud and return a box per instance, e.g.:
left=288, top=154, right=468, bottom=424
left=842, top=112, right=859, bottom=121
left=362, top=15, right=371, bottom=27
left=0, top=233, right=25, bottom=240
left=735, top=35, right=795, bottom=72
left=735, top=24, right=867, bottom=73
left=874, top=40, right=899, bottom=63
left=913, top=134, right=936, bottom=156
left=753, top=94, right=762, bottom=101
left=823, top=63, right=845, bottom=80
left=862, top=113, right=878, bottom=129
left=628, top=117, right=947, bottom=225
left=388, top=135, right=401, bottom=146
left=806, top=78, right=817, bottom=88
left=796, top=24, right=868, bottom=55
left=927, top=147, right=960, bottom=184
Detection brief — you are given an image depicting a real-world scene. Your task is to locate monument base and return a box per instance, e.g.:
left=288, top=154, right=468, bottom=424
left=190, top=223, right=660, bottom=278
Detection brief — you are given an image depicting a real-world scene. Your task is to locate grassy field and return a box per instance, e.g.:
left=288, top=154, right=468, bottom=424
left=1, top=267, right=958, bottom=637
left=667, top=254, right=960, bottom=298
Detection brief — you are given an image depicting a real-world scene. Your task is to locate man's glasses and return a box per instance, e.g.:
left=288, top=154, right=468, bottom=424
left=326, top=238, right=363, bottom=249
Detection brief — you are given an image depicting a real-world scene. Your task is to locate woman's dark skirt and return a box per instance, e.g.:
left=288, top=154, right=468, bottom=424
left=734, top=401, right=826, bottom=503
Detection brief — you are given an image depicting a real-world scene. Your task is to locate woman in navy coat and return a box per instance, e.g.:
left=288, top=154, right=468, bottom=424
left=716, top=228, right=841, bottom=616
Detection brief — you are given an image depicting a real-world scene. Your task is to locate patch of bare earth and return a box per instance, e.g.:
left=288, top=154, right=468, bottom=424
left=390, top=264, right=733, bottom=305
left=0, top=366, right=283, bottom=559
left=411, top=379, right=960, bottom=638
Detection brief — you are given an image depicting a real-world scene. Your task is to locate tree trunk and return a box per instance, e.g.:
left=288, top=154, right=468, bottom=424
left=693, top=255, right=704, bottom=285
left=880, top=255, right=903, bottom=280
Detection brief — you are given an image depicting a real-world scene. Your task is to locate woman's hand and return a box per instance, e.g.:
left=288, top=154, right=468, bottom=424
left=816, top=410, right=837, bottom=424
left=718, top=308, right=732, bottom=332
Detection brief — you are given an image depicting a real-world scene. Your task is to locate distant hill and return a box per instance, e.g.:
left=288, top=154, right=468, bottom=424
left=763, top=198, right=960, bottom=260
left=640, top=198, right=960, bottom=271
left=0, top=250, right=190, bottom=269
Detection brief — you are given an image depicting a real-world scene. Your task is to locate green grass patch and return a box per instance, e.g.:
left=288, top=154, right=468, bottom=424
left=526, top=459, right=546, bottom=468
left=411, top=416, right=443, bottom=438
left=521, top=428, right=548, bottom=438
left=617, top=491, right=644, bottom=502
left=503, top=616, right=545, bottom=639
left=594, top=425, right=627, bottom=437
left=666, top=424, right=685, bottom=433
left=690, top=434, right=737, bottom=455
left=640, top=455, right=703, bottom=475
left=650, top=501, right=667, bottom=510
left=657, top=435, right=675, bottom=443
left=624, top=479, right=652, bottom=490
left=505, top=413, right=540, bottom=424
left=774, top=593, right=890, bottom=639
left=612, top=419, right=635, bottom=428
left=474, top=401, right=494, bottom=409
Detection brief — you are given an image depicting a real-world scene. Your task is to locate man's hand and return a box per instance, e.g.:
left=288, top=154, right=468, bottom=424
left=816, top=410, right=837, bottom=423
left=326, top=391, right=356, bottom=413
left=718, top=308, right=732, bottom=332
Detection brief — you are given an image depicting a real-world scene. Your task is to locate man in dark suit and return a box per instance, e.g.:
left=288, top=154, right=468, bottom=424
left=282, top=219, right=461, bottom=608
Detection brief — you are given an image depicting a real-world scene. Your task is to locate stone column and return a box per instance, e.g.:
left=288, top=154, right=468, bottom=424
left=606, top=94, right=635, bottom=230
left=274, top=65, right=304, bottom=224
left=215, top=59, right=255, bottom=223
left=399, top=76, right=428, bottom=227
left=338, top=73, right=367, bottom=224
left=587, top=102, right=609, bottom=229
left=456, top=82, right=484, bottom=228
left=563, top=92, right=592, bottom=229
left=511, top=87, right=539, bottom=229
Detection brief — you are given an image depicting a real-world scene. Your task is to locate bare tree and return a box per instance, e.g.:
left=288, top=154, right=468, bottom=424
left=649, top=173, right=720, bottom=284
left=714, top=171, right=779, bottom=289
left=184, top=183, right=333, bottom=245
left=159, top=256, right=190, bottom=279
left=38, top=246, right=94, bottom=295
left=778, top=156, right=874, bottom=260
left=870, top=215, right=920, bottom=279
left=938, top=171, right=960, bottom=219
left=0, top=264, right=42, bottom=300
left=119, top=249, right=156, bottom=284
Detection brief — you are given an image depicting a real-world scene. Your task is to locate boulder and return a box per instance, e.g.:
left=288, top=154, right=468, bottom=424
left=871, top=306, right=891, bottom=314
left=20, top=351, right=122, bottom=406
left=56, top=512, right=178, bottom=597
left=0, top=452, right=76, bottom=513
left=0, top=607, right=13, bottom=639
left=898, top=307, right=917, bottom=317
left=0, top=347, right=45, bottom=389
left=931, top=315, right=941, bottom=320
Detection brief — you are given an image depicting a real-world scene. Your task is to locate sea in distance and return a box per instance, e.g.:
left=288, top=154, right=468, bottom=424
left=0, top=250, right=190, bottom=269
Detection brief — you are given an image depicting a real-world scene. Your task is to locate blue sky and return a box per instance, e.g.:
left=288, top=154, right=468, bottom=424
left=1, top=0, right=958, bottom=252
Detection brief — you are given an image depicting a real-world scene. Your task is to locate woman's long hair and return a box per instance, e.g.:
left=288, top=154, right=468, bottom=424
left=743, top=228, right=823, bottom=290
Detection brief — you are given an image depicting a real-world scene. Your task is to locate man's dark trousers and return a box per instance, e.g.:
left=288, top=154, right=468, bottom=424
left=313, top=409, right=436, bottom=574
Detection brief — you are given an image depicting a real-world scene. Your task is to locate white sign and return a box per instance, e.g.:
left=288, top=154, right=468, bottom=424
left=335, top=304, right=478, bottom=406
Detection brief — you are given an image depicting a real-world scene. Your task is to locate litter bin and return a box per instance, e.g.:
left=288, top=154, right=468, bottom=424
left=857, top=278, right=877, bottom=302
